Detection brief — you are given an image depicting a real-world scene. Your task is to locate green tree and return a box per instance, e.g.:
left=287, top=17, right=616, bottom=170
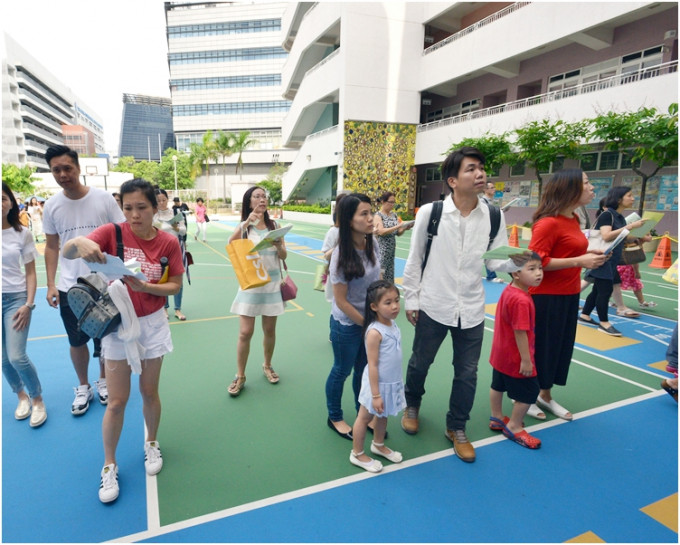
left=446, top=132, right=514, bottom=175
left=189, top=130, right=218, bottom=186
left=2, top=163, right=36, bottom=195
left=215, top=130, right=234, bottom=200
left=590, top=103, right=678, bottom=215
left=157, top=149, right=194, bottom=191
left=513, top=119, right=589, bottom=197
left=231, top=130, right=255, bottom=180
left=113, top=156, right=137, bottom=173
left=260, top=163, right=287, bottom=204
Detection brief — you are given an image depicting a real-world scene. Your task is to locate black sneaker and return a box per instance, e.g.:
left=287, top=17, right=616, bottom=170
left=598, top=324, right=622, bottom=337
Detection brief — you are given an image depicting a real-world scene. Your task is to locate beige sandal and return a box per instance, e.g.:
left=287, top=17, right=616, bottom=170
left=228, top=375, right=246, bottom=396
left=263, top=365, right=280, bottom=384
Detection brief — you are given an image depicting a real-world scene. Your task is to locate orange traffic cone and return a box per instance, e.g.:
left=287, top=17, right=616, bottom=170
left=508, top=224, right=519, bottom=248
left=650, top=235, right=672, bottom=269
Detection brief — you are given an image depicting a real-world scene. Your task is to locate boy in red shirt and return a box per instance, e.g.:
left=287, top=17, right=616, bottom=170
left=489, top=252, right=544, bottom=449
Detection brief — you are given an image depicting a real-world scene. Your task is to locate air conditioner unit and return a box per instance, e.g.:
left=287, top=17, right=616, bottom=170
left=664, top=30, right=677, bottom=40
left=422, top=98, right=432, bottom=106
left=424, top=35, right=434, bottom=43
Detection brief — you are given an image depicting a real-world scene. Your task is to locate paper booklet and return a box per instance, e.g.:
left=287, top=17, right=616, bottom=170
left=249, top=224, right=293, bottom=253
left=482, top=246, right=532, bottom=260
left=625, top=211, right=664, bottom=238
left=167, top=211, right=185, bottom=225
left=602, top=228, right=630, bottom=255
left=85, top=254, right=148, bottom=281
left=399, top=220, right=415, bottom=229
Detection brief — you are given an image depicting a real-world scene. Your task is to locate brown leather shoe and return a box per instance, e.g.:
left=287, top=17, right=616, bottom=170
left=401, top=406, right=419, bottom=434
left=445, top=429, right=476, bottom=463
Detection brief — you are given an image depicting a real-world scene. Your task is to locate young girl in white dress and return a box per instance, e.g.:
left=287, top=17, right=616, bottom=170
left=350, top=280, right=406, bottom=473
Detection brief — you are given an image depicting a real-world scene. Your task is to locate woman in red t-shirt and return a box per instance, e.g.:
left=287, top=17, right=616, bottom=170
left=528, top=169, right=606, bottom=421
left=62, top=179, right=184, bottom=504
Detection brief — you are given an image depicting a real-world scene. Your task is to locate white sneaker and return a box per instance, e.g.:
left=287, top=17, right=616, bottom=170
left=144, top=441, right=163, bottom=475
left=95, top=378, right=108, bottom=405
left=71, top=384, right=94, bottom=415
left=99, top=464, right=119, bottom=503
left=490, top=277, right=505, bottom=283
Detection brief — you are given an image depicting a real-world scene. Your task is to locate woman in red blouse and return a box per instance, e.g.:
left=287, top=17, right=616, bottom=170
left=528, top=169, right=606, bottom=421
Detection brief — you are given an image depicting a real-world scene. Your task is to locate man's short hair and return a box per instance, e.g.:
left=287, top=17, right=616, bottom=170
left=173, top=197, right=180, bottom=202
left=45, top=145, right=79, bottom=168
left=441, top=146, right=485, bottom=182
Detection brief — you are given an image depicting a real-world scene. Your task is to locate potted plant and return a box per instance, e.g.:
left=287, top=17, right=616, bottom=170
left=643, top=228, right=659, bottom=253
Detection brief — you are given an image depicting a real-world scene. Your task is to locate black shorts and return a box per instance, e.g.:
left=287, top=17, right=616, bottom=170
left=58, top=290, right=101, bottom=356
left=491, top=368, right=539, bottom=405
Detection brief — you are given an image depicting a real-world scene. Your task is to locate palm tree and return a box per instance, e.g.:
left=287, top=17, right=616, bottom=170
left=188, top=130, right=218, bottom=187
left=215, top=130, right=234, bottom=201
left=231, top=131, right=255, bottom=180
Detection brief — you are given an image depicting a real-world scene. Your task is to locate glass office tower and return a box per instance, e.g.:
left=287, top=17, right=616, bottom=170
left=118, top=93, right=174, bottom=161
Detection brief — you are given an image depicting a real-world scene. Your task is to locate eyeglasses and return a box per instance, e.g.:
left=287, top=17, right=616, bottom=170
left=386, top=200, right=396, bottom=204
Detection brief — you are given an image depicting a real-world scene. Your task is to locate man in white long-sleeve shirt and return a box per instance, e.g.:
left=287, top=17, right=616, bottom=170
left=400, top=147, right=508, bottom=463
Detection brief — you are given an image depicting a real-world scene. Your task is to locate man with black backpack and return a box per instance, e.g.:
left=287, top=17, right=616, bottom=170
left=401, top=147, right=508, bottom=463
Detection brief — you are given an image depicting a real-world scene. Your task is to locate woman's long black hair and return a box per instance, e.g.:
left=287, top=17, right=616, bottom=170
left=2, top=183, right=22, bottom=231
left=241, top=186, right=276, bottom=232
left=337, top=193, right=376, bottom=281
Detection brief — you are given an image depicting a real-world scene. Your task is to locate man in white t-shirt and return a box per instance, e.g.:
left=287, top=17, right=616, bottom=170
left=42, top=145, right=125, bottom=416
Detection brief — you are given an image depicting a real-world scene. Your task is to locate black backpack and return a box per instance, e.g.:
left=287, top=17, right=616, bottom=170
left=420, top=199, right=501, bottom=277
left=66, top=224, right=124, bottom=339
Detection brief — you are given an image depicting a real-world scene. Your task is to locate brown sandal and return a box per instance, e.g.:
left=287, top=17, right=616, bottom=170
left=228, top=375, right=246, bottom=396
left=262, top=365, right=280, bottom=384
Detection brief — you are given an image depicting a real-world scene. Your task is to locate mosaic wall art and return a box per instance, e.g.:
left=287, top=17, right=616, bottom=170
left=343, top=121, right=416, bottom=213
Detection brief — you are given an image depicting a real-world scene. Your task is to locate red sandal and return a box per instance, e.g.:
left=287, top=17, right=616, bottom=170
left=489, top=416, right=509, bottom=431
left=502, top=427, right=541, bottom=449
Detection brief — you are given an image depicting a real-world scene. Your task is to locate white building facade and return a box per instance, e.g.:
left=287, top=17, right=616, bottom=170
left=2, top=33, right=106, bottom=172
left=165, top=1, right=298, bottom=205
left=280, top=2, right=678, bottom=228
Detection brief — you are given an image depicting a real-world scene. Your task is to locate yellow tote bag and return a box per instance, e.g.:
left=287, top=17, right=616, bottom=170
left=662, top=258, right=678, bottom=285
left=226, top=239, right=271, bottom=290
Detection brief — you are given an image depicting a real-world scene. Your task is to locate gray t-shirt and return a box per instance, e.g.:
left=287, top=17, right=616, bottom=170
left=329, top=242, right=380, bottom=326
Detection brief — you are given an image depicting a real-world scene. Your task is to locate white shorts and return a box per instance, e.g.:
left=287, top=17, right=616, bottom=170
left=101, top=308, right=173, bottom=361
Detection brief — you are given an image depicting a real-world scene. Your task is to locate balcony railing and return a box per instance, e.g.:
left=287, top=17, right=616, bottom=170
left=305, top=47, right=340, bottom=79
left=417, top=60, right=678, bottom=132
left=306, top=124, right=339, bottom=142
left=424, top=2, right=530, bottom=55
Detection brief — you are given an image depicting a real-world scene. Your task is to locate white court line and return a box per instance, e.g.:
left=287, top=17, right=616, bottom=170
left=637, top=329, right=674, bottom=345
left=144, top=422, right=161, bottom=532
left=572, top=358, right=657, bottom=392
left=111, top=389, right=665, bottom=544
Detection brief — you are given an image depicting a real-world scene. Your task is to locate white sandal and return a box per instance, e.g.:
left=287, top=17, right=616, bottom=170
left=526, top=403, right=547, bottom=420
left=370, top=441, right=403, bottom=463
left=536, top=395, right=573, bottom=421
left=349, top=450, right=382, bottom=473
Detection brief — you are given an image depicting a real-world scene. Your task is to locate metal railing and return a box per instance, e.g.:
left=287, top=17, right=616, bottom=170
left=417, top=60, right=678, bottom=132
left=424, top=2, right=530, bottom=55
left=305, top=47, right=340, bottom=79
left=306, top=124, right=339, bottom=142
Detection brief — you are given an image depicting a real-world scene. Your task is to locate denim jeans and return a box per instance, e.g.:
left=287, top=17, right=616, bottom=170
left=2, top=292, right=42, bottom=398
left=164, top=284, right=184, bottom=310
left=404, top=311, right=484, bottom=430
left=326, top=316, right=367, bottom=422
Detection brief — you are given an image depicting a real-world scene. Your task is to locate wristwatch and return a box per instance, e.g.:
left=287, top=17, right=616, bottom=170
left=24, top=303, right=35, bottom=311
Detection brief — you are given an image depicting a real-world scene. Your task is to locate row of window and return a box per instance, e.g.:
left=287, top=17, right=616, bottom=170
left=173, top=101, right=291, bottom=117
left=168, top=19, right=280, bottom=38
left=170, top=74, right=281, bottom=91
left=176, top=129, right=282, bottom=152
left=169, top=47, right=288, bottom=65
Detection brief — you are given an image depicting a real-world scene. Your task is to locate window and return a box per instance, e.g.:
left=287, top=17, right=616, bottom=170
left=620, top=150, right=639, bottom=170
left=580, top=153, right=598, bottom=171
left=168, top=47, right=288, bottom=66
left=173, top=101, right=291, bottom=117
left=487, top=164, right=500, bottom=177
left=425, top=167, right=442, bottom=182
left=621, top=45, right=663, bottom=82
left=552, top=157, right=565, bottom=172
left=598, top=151, right=620, bottom=171
left=425, top=99, right=480, bottom=122
left=168, top=19, right=281, bottom=38
left=511, top=161, right=525, bottom=176
left=170, top=74, right=281, bottom=91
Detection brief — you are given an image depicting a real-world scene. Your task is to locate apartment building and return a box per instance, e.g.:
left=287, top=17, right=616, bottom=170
left=280, top=2, right=677, bottom=225
left=165, top=1, right=297, bottom=203
left=2, top=33, right=106, bottom=171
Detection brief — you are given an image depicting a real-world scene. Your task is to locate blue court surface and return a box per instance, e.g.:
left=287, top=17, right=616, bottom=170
left=2, top=218, right=677, bottom=543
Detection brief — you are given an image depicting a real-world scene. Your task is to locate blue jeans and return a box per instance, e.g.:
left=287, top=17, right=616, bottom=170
left=404, top=311, right=483, bottom=430
left=164, top=284, right=184, bottom=310
left=326, top=316, right=367, bottom=422
left=2, top=292, right=42, bottom=398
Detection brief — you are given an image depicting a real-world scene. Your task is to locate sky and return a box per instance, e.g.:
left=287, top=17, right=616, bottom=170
left=1, top=0, right=171, bottom=154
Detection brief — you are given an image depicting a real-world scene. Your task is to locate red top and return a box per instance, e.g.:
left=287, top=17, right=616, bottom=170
left=529, top=214, right=587, bottom=295
left=489, top=285, right=536, bottom=378
left=88, top=223, right=184, bottom=317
